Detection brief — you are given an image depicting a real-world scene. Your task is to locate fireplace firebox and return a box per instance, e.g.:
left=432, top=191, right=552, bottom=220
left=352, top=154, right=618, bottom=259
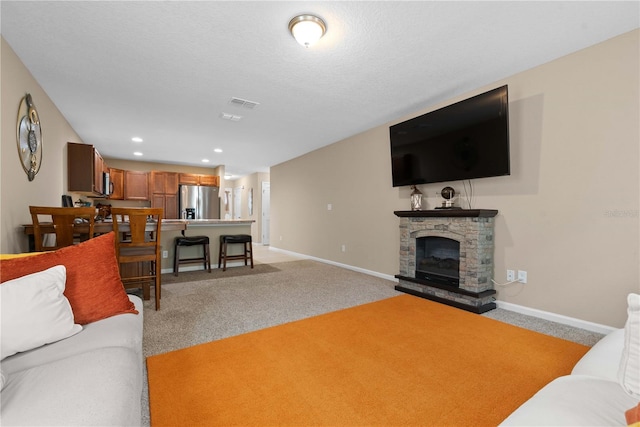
left=415, top=236, right=460, bottom=287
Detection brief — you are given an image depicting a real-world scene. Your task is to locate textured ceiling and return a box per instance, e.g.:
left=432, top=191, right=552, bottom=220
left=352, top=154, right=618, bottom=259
left=2, top=1, right=638, bottom=178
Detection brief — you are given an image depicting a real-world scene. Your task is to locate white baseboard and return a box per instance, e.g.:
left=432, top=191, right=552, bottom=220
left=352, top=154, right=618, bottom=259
left=267, top=246, right=397, bottom=282
left=268, top=246, right=618, bottom=336
left=495, top=300, right=617, bottom=335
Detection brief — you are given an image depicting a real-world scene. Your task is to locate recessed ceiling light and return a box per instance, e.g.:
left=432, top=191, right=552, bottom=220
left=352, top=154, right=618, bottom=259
left=224, top=174, right=233, bottom=179
left=214, top=148, right=223, bottom=153
left=133, top=152, right=143, bottom=156
left=131, top=137, right=143, bottom=143
left=202, top=159, right=210, bottom=163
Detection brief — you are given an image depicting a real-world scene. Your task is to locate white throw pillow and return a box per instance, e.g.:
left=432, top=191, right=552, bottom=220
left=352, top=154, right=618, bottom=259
left=618, top=292, right=640, bottom=398
left=0, top=265, right=82, bottom=360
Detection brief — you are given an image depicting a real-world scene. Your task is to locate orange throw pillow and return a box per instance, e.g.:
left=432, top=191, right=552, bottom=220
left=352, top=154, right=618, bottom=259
left=0, top=232, right=138, bottom=324
left=627, top=402, right=640, bottom=426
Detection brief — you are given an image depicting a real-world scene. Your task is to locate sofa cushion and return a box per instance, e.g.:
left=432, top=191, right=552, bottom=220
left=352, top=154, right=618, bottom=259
left=0, top=265, right=82, bottom=360
left=571, top=328, right=624, bottom=381
left=619, top=293, right=640, bottom=399
left=1, top=295, right=143, bottom=376
left=0, top=232, right=138, bottom=324
left=499, top=375, right=639, bottom=426
left=0, top=347, right=142, bottom=426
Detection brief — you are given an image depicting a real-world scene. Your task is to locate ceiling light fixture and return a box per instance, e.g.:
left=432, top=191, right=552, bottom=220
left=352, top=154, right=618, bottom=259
left=133, top=152, right=143, bottom=156
left=214, top=148, right=223, bottom=153
left=202, top=159, right=210, bottom=163
left=288, top=14, right=326, bottom=48
left=131, top=137, right=143, bottom=143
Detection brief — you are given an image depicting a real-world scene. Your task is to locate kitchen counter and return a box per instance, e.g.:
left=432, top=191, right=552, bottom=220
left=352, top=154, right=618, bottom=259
left=159, top=219, right=255, bottom=272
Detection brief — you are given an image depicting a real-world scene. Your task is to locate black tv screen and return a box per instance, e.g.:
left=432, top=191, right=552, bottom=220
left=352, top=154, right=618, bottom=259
left=390, top=85, right=510, bottom=187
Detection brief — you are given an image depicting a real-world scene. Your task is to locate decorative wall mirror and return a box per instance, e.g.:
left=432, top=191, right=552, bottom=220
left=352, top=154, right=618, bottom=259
left=16, top=93, right=43, bottom=181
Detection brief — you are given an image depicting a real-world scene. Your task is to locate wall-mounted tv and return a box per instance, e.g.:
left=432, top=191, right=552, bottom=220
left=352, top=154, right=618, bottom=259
left=390, top=85, right=510, bottom=187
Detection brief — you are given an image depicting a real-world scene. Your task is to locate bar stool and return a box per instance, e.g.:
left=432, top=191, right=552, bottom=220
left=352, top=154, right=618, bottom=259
left=173, top=235, right=212, bottom=276
left=218, top=234, right=253, bottom=271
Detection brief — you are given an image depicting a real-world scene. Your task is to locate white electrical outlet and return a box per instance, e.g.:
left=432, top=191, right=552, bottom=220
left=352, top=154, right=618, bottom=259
left=518, top=270, right=527, bottom=284
left=162, top=250, right=168, bottom=259
left=507, top=270, right=515, bottom=281
left=341, top=244, right=346, bottom=252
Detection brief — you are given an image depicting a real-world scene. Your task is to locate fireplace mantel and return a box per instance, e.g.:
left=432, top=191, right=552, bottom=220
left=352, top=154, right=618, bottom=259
left=394, top=209, right=498, bottom=218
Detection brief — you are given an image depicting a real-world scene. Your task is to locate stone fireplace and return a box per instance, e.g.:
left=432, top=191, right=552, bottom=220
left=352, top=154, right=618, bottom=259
left=394, top=209, right=498, bottom=313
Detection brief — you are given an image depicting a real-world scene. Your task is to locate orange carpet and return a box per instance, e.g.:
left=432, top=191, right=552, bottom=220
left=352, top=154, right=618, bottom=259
left=147, top=295, right=589, bottom=426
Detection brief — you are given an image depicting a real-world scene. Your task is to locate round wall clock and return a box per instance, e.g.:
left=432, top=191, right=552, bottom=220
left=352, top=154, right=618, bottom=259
left=16, top=93, right=43, bottom=181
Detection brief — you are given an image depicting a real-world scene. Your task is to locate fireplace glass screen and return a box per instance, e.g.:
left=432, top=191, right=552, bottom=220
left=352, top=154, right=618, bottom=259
left=415, top=236, right=460, bottom=287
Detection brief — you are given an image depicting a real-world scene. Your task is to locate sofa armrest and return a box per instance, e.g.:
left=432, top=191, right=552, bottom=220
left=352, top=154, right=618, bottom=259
left=571, top=328, right=624, bottom=381
left=499, top=375, right=637, bottom=426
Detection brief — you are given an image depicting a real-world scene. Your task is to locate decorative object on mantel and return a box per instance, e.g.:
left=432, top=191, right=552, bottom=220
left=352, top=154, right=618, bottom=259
left=436, top=186, right=459, bottom=209
left=410, top=185, right=423, bottom=211
left=16, top=93, right=43, bottom=181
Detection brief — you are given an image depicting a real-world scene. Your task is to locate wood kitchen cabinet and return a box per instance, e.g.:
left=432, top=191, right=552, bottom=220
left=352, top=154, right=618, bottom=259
left=151, top=171, right=179, bottom=219
left=124, top=171, right=150, bottom=200
left=151, top=171, right=179, bottom=194
left=152, top=194, right=178, bottom=219
left=108, top=168, right=124, bottom=200
left=199, top=175, right=219, bottom=186
left=179, top=173, right=219, bottom=187
left=68, top=142, right=109, bottom=196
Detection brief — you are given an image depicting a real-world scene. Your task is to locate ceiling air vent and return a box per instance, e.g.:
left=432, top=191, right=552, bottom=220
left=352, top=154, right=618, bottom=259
left=229, top=97, right=260, bottom=109
left=220, top=112, right=242, bottom=121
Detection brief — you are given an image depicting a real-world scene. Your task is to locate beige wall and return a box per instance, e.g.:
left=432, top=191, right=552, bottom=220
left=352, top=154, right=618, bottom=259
left=271, top=30, right=640, bottom=328
left=1, top=38, right=85, bottom=253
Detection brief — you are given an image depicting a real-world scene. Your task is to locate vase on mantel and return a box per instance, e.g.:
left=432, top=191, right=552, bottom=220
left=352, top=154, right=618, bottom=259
left=410, top=185, right=423, bottom=211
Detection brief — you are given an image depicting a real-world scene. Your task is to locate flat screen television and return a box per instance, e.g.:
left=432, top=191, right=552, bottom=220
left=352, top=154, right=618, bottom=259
left=389, top=85, right=510, bottom=187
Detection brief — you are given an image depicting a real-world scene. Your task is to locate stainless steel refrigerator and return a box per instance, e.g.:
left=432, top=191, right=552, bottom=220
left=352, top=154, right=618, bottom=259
left=179, top=185, right=220, bottom=219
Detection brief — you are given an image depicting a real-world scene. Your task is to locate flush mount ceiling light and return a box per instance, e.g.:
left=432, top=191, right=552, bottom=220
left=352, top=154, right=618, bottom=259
left=288, top=14, right=326, bottom=48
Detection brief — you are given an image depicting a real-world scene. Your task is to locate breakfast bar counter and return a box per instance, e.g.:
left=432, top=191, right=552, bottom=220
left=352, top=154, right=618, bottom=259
left=159, top=219, right=255, bottom=272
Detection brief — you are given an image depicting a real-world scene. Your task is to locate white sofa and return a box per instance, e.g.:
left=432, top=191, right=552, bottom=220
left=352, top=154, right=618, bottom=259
left=0, top=294, right=144, bottom=426
left=501, top=294, right=640, bottom=426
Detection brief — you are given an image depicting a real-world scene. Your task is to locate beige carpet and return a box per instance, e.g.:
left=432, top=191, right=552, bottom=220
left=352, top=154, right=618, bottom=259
left=147, top=294, right=589, bottom=426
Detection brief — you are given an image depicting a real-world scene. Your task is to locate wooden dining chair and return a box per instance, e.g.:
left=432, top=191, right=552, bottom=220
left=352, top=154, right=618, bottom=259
left=111, top=207, right=163, bottom=310
left=29, top=206, right=96, bottom=252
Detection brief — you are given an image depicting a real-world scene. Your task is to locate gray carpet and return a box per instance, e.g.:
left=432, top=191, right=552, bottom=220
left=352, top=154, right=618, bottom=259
left=139, top=259, right=605, bottom=426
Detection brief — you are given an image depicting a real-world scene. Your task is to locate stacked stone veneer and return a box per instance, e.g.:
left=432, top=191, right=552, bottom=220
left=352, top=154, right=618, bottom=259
left=397, top=213, right=496, bottom=309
